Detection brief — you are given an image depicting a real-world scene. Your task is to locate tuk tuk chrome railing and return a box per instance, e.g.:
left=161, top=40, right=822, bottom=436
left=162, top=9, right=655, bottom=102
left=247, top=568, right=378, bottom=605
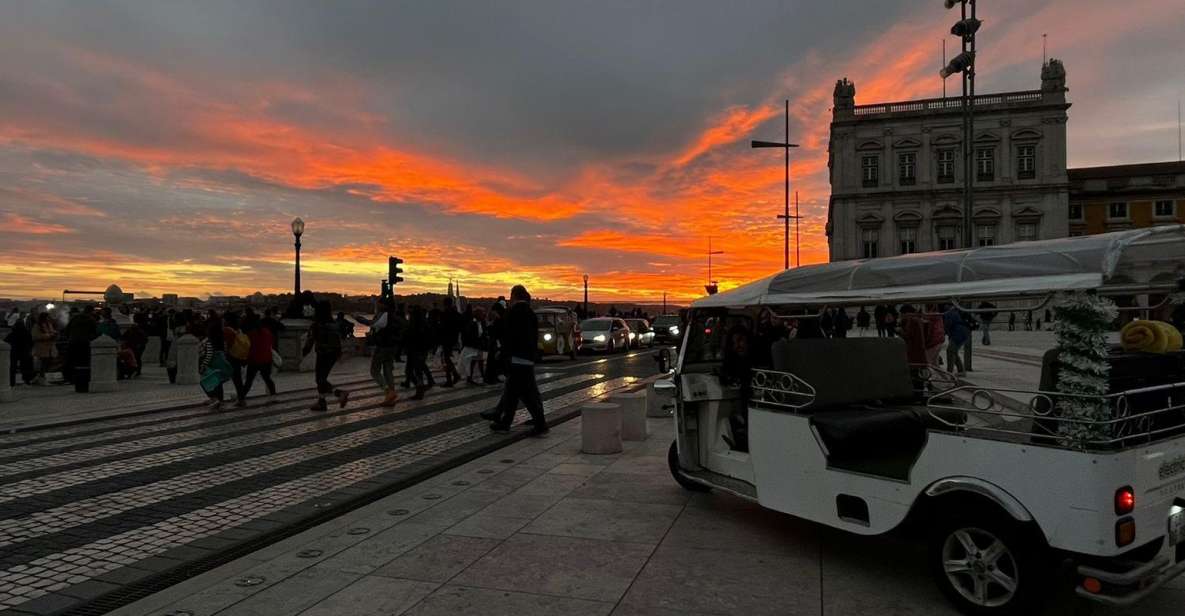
left=750, top=369, right=817, bottom=411
left=926, top=382, right=1185, bottom=450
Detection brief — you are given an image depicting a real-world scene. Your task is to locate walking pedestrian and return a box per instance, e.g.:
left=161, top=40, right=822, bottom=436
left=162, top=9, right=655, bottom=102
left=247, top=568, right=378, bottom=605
left=96, top=307, right=121, bottom=340
left=198, top=314, right=232, bottom=410
left=222, top=311, right=249, bottom=407
left=303, top=300, right=349, bottom=412
left=240, top=312, right=278, bottom=405
left=158, top=308, right=176, bottom=367
left=483, top=302, right=506, bottom=385
left=5, top=318, right=33, bottom=387
left=856, top=306, right=871, bottom=336
left=364, top=299, right=403, bottom=407
left=460, top=306, right=487, bottom=385
left=403, top=305, right=434, bottom=400
left=31, top=312, right=57, bottom=385
left=874, top=305, right=887, bottom=337
left=123, top=316, right=148, bottom=377
left=481, top=285, right=548, bottom=436
left=833, top=307, right=851, bottom=338
left=943, top=304, right=970, bottom=376
left=978, top=301, right=997, bottom=346
left=820, top=308, right=834, bottom=338
left=261, top=308, right=286, bottom=349
left=438, top=298, right=462, bottom=387
left=63, top=306, right=97, bottom=385
left=166, top=311, right=191, bottom=384
left=1008, top=312, right=1016, bottom=332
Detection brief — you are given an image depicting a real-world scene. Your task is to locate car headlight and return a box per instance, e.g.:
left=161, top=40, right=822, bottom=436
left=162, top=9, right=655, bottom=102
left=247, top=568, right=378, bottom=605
left=543, top=333, right=553, bottom=341
left=628, top=332, right=635, bottom=339
left=593, top=335, right=606, bottom=342
left=669, top=326, right=680, bottom=335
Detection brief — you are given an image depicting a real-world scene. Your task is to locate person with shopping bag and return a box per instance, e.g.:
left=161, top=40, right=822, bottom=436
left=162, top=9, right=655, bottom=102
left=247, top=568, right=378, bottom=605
left=198, top=314, right=233, bottom=411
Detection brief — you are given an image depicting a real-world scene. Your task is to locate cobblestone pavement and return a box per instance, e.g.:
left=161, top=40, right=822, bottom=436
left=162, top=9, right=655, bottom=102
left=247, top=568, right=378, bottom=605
left=0, top=350, right=658, bottom=615
left=109, top=416, right=1183, bottom=616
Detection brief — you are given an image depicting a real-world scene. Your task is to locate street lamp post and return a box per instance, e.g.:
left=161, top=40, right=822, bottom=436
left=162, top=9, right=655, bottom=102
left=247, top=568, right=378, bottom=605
left=583, top=274, right=589, bottom=317
left=940, top=0, right=980, bottom=250
left=291, top=217, right=305, bottom=297
left=941, top=0, right=981, bottom=371
left=752, top=100, right=801, bottom=270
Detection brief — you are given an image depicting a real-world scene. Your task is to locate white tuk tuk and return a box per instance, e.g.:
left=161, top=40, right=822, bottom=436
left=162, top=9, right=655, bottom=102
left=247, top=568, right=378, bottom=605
left=661, top=226, right=1185, bottom=614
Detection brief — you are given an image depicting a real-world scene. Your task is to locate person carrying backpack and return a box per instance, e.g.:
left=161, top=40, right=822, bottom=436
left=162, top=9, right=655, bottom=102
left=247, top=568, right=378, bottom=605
left=222, top=311, right=250, bottom=407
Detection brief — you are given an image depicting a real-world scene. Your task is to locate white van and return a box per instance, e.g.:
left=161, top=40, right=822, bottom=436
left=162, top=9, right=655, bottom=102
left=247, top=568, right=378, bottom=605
left=661, top=227, right=1185, bottom=614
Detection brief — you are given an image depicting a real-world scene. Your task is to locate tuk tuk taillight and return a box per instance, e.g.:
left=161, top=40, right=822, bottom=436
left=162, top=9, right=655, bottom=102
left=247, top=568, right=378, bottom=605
left=1115, top=486, right=1135, bottom=516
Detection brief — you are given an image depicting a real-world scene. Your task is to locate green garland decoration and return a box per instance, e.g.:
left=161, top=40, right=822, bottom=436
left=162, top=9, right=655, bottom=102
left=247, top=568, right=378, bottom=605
left=1052, top=291, right=1116, bottom=445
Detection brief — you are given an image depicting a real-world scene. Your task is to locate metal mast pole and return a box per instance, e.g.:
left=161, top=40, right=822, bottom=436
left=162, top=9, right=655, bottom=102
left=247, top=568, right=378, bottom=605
left=961, top=0, right=974, bottom=251
left=784, top=99, right=790, bottom=270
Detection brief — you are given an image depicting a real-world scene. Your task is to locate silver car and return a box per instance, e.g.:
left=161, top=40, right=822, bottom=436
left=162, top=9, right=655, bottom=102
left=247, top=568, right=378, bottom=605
left=579, top=318, right=630, bottom=353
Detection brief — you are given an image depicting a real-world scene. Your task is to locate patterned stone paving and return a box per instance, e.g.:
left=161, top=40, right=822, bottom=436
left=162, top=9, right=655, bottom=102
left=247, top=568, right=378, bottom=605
left=0, top=352, right=652, bottom=615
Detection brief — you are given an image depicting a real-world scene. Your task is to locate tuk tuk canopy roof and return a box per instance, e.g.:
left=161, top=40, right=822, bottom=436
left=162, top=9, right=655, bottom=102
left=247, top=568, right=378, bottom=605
left=693, top=226, right=1185, bottom=309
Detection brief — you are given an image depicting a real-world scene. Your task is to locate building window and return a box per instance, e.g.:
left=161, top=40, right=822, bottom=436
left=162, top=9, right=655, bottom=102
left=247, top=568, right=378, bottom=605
left=1016, top=145, right=1036, bottom=180
left=862, top=156, right=879, bottom=187
left=1017, top=222, right=1039, bottom=242
left=898, top=152, right=916, bottom=186
left=1069, top=203, right=1083, bottom=221
left=1155, top=200, right=1176, bottom=218
left=975, top=148, right=995, bottom=181
left=1108, top=202, right=1128, bottom=221
left=862, top=229, right=879, bottom=258
left=977, top=225, right=996, bottom=247
left=936, top=149, right=955, bottom=183
left=899, top=228, right=917, bottom=255
left=936, top=225, right=958, bottom=251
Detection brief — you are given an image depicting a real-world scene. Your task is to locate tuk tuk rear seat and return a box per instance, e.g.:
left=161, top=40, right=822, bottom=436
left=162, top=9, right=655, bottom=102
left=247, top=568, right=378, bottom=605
left=771, top=337, right=926, bottom=479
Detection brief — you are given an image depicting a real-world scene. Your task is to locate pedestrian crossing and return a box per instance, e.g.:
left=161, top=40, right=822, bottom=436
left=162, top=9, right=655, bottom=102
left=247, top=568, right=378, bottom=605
left=0, top=353, right=649, bottom=615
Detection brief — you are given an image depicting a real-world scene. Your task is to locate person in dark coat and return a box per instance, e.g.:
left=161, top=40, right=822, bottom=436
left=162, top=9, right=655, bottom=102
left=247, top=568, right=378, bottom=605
left=483, top=302, right=506, bottom=385
left=5, top=319, right=34, bottom=387
left=302, top=301, right=349, bottom=412
left=403, top=305, right=435, bottom=400
left=437, top=298, right=463, bottom=387
left=978, top=301, right=998, bottom=346
left=481, top=285, right=548, bottom=436
left=63, top=306, right=98, bottom=384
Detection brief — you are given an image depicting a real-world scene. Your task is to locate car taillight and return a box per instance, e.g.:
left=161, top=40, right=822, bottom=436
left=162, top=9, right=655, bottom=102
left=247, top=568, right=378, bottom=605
left=1115, top=486, right=1135, bottom=516
left=1116, top=518, right=1136, bottom=547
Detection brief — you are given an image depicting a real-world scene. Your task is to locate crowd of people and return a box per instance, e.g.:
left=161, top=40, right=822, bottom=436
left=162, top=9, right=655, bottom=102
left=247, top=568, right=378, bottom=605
left=3, top=285, right=554, bottom=437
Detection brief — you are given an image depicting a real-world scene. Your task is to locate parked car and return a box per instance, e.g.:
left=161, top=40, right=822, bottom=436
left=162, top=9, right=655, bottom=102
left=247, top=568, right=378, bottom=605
left=650, top=314, right=683, bottom=345
left=662, top=229, right=1185, bottom=615
left=580, top=317, right=629, bottom=353
left=537, top=306, right=580, bottom=359
left=624, top=318, right=654, bottom=348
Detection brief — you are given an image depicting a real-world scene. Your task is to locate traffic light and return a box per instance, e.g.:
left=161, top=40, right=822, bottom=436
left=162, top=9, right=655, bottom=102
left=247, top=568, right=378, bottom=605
left=388, top=256, right=404, bottom=287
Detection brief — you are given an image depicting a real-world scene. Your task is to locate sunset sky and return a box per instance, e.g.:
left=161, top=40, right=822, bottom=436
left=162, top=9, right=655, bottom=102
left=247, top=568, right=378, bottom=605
left=1, top=0, right=1183, bottom=302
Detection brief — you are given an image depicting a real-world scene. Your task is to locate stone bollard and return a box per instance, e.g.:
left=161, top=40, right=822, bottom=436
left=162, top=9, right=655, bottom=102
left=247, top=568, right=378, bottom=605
left=646, top=381, right=674, bottom=417
left=175, top=334, right=200, bottom=386
left=143, top=337, right=161, bottom=365
left=0, top=340, right=12, bottom=402
left=278, top=319, right=312, bottom=372
left=581, top=402, right=623, bottom=455
left=89, top=335, right=118, bottom=393
left=611, top=391, right=647, bottom=441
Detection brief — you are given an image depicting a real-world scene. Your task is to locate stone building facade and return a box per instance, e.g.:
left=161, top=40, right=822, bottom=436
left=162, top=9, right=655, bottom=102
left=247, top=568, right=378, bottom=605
left=1068, top=161, right=1185, bottom=236
left=826, top=61, right=1071, bottom=261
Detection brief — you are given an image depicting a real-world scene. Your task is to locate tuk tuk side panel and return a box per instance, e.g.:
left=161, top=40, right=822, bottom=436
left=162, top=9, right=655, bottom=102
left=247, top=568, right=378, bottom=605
left=749, top=409, right=1181, bottom=557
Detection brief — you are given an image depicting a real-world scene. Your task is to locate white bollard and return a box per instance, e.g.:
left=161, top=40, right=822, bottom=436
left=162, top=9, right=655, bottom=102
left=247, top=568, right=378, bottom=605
left=175, top=334, right=200, bottom=386
left=646, top=382, right=674, bottom=417
left=0, top=340, right=12, bottom=402
left=278, top=319, right=313, bottom=372
left=611, top=391, right=648, bottom=441
left=581, top=402, right=623, bottom=455
left=143, top=337, right=161, bottom=365
left=89, top=335, right=118, bottom=393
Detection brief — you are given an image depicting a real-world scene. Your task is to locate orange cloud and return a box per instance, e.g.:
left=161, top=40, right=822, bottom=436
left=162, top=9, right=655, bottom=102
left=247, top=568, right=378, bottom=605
left=1, top=213, right=75, bottom=235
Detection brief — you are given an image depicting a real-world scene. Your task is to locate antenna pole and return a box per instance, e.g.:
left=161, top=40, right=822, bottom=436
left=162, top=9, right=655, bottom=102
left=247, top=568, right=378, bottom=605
left=1042, top=33, right=1047, bottom=66
left=795, top=191, right=801, bottom=268
left=942, top=39, right=947, bottom=99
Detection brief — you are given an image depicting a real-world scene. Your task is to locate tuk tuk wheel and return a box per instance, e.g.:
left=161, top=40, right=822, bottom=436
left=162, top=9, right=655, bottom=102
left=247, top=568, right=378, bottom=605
left=668, top=441, right=710, bottom=493
left=928, top=511, right=1045, bottom=615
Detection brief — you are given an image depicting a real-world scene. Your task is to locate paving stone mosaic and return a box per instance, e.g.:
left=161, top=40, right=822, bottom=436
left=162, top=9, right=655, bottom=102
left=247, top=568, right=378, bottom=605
left=0, top=353, right=650, bottom=614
